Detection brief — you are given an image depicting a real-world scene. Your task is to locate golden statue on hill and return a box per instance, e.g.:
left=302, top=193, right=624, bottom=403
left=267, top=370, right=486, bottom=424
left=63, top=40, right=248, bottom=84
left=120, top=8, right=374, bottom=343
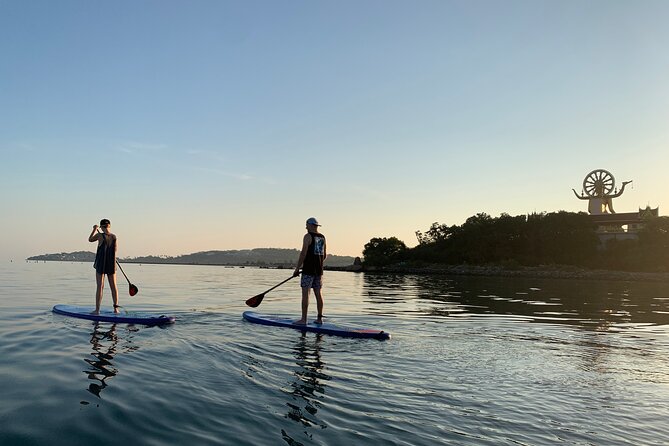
left=572, top=169, right=632, bottom=214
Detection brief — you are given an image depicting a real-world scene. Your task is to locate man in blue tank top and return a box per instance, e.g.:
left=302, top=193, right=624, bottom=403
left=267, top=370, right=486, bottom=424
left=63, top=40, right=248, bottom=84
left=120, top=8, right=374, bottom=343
left=293, top=217, right=327, bottom=324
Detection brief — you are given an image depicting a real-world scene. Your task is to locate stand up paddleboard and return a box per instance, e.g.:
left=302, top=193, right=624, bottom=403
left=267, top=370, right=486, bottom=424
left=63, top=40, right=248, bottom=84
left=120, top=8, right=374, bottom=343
left=243, top=311, right=390, bottom=340
left=53, top=304, right=175, bottom=326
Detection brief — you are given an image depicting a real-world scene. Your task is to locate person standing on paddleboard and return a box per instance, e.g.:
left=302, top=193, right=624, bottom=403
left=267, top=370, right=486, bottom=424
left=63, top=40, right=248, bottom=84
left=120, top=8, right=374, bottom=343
left=88, top=219, right=119, bottom=314
left=293, top=217, right=327, bottom=324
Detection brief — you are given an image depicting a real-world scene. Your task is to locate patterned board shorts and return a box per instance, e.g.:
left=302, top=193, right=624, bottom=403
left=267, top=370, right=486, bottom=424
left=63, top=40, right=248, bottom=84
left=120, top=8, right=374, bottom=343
left=300, top=274, right=323, bottom=289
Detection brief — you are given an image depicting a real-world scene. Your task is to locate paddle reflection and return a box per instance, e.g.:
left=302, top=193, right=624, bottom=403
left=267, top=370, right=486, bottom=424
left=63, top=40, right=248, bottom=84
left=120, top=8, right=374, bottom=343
left=81, top=322, right=138, bottom=405
left=280, top=332, right=329, bottom=443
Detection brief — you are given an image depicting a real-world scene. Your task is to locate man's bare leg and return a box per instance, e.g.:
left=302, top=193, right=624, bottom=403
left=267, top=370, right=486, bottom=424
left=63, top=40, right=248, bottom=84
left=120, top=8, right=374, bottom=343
left=295, top=287, right=310, bottom=324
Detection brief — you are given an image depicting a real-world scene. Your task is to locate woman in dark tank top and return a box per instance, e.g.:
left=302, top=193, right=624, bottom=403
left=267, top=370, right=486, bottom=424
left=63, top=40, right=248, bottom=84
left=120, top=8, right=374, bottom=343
left=88, top=219, right=120, bottom=314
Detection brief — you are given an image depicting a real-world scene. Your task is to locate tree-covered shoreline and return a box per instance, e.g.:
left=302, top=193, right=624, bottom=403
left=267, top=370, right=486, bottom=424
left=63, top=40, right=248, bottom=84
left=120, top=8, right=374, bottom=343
left=362, top=211, right=669, bottom=274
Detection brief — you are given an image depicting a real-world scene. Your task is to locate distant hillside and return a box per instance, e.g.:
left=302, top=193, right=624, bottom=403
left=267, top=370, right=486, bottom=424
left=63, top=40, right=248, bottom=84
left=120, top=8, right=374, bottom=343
left=27, top=248, right=356, bottom=267
left=28, top=251, right=96, bottom=262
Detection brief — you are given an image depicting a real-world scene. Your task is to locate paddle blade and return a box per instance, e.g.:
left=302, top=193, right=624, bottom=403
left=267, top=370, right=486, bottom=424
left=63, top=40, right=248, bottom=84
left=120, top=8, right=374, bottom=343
left=245, top=293, right=264, bottom=308
left=129, top=284, right=139, bottom=296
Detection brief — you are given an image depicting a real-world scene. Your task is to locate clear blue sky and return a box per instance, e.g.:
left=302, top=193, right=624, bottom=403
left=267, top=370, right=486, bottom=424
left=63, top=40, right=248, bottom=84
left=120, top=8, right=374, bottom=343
left=1, top=0, right=668, bottom=261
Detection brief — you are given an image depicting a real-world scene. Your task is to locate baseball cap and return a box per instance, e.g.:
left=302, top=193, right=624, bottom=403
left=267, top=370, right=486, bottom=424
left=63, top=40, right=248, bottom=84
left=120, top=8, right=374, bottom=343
left=306, top=217, right=321, bottom=226
left=100, top=219, right=111, bottom=227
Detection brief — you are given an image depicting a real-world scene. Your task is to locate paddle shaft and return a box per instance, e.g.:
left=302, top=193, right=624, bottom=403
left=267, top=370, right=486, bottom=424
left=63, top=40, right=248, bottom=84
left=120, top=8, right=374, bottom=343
left=263, top=275, right=296, bottom=295
left=115, top=260, right=132, bottom=285
left=245, top=274, right=298, bottom=307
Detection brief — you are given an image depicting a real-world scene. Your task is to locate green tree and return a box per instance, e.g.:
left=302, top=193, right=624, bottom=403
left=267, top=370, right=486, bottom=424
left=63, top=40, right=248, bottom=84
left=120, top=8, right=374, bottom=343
left=538, top=211, right=598, bottom=265
left=637, top=216, right=669, bottom=271
left=487, top=213, right=527, bottom=262
left=451, top=213, right=495, bottom=264
left=362, top=237, right=408, bottom=266
left=415, top=222, right=451, bottom=245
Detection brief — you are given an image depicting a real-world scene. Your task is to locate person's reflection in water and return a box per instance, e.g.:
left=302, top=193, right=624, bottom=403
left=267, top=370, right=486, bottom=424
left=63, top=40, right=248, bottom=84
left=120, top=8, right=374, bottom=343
left=281, top=333, right=329, bottom=444
left=84, top=322, right=119, bottom=399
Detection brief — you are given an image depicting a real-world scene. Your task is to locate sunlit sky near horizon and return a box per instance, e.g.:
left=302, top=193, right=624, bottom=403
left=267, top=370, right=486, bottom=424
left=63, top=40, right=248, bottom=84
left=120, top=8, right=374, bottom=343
left=2, top=1, right=669, bottom=262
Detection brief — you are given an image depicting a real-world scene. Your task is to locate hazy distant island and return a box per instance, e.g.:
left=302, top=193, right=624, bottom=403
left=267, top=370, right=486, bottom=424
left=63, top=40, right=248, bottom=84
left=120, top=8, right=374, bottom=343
left=27, top=248, right=357, bottom=268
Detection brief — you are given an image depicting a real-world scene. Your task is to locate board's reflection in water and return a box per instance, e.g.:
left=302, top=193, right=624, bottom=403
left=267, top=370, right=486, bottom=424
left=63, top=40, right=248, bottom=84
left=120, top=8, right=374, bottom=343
left=81, top=322, right=139, bottom=404
left=281, top=333, right=329, bottom=443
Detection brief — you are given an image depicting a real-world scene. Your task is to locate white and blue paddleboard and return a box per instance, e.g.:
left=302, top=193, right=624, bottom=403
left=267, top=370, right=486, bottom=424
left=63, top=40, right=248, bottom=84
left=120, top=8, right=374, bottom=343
left=53, top=304, right=175, bottom=326
left=243, top=311, right=390, bottom=340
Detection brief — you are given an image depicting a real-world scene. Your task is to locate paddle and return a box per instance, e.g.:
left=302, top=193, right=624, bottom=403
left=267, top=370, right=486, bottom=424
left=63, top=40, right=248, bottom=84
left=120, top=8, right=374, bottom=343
left=116, top=261, right=139, bottom=296
left=97, top=228, right=139, bottom=296
left=245, top=274, right=297, bottom=307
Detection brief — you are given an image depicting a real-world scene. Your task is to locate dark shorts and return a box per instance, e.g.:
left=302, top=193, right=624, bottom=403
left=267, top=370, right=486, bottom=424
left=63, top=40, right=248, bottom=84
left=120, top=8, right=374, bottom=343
left=94, top=260, right=116, bottom=275
left=300, top=274, right=323, bottom=289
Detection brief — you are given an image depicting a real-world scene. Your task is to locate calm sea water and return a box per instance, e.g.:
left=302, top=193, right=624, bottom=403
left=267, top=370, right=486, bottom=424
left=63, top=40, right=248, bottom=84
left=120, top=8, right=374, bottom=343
left=1, top=261, right=668, bottom=445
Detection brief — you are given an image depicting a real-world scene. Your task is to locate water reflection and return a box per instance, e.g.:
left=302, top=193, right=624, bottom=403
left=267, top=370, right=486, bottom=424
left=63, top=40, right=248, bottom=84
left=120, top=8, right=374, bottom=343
left=362, top=272, right=669, bottom=330
left=81, top=322, right=139, bottom=405
left=280, top=333, right=329, bottom=444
